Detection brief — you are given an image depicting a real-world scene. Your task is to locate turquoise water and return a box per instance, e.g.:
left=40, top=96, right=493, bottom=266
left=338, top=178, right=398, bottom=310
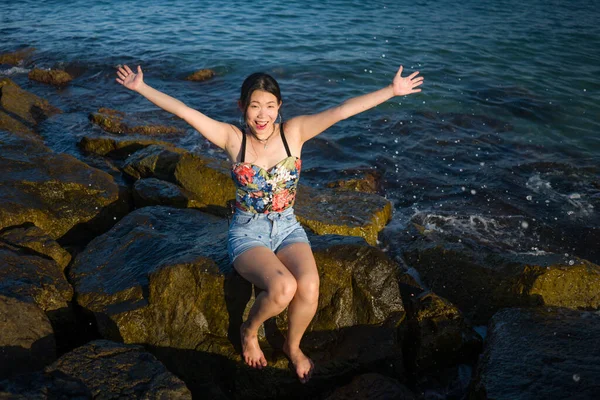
left=2, top=0, right=599, bottom=259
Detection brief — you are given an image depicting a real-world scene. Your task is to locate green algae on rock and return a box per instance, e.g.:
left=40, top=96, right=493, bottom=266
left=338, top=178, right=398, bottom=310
left=0, top=224, right=72, bottom=273
left=78, top=135, right=175, bottom=159
left=0, top=48, right=35, bottom=65
left=28, top=69, right=73, bottom=86
left=0, top=131, right=124, bottom=241
left=185, top=68, right=216, bottom=81
left=326, top=169, right=383, bottom=194
left=89, top=107, right=184, bottom=135
left=0, top=78, right=61, bottom=136
left=295, top=184, right=392, bottom=246
left=0, top=295, right=56, bottom=380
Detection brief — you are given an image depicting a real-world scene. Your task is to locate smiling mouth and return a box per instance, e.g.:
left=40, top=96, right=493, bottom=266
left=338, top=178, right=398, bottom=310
left=255, top=122, right=268, bottom=130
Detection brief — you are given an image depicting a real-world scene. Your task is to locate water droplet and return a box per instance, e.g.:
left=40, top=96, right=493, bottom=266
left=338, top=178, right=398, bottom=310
left=526, top=195, right=533, bottom=201
left=471, top=189, right=477, bottom=195
left=521, top=221, right=529, bottom=229
left=573, top=374, right=581, bottom=382
left=569, top=260, right=575, bottom=266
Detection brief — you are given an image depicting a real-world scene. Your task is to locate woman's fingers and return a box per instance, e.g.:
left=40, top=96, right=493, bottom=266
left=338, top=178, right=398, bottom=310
left=124, top=64, right=134, bottom=75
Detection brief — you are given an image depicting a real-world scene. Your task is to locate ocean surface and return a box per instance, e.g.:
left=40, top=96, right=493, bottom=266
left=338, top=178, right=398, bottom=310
left=2, top=0, right=599, bottom=263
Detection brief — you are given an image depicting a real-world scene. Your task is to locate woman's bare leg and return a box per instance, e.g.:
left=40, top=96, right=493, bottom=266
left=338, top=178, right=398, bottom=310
left=233, top=246, right=298, bottom=369
left=276, top=243, right=319, bottom=383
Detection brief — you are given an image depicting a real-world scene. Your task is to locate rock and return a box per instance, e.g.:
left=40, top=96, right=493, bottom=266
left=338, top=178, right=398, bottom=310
left=0, top=370, right=91, bottom=399
left=0, top=48, right=35, bottom=65
left=0, top=295, right=56, bottom=380
left=325, top=373, right=415, bottom=400
left=186, top=69, right=216, bottom=82
left=405, top=291, right=482, bottom=373
left=122, top=145, right=236, bottom=213
left=48, top=340, right=192, bottom=399
left=326, top=168, right=383, bottom=194
left=0, top=130, right=124, bottom=242
left=295, top=185, right=392, bottom=246
left=70, top=208, right=406, bottom=398
left=0, top=224, right=71, bottom=273
left=0, top=78, right=61, bottom=136
left=89, top=107, right=184, bottom=135
left=133, top=177, right=204, bottom=209
left=28, top=69, right=73, bottom=86
left=404, top=243, right=600, bottom=323
left=470, top=307, right=600, bottom=400
left=78, top=135, right=174, bottom=159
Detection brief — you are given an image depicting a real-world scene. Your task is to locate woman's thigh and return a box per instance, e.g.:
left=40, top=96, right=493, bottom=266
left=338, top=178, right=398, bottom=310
left=276, top=243, right=318, bottom=282
left=234, top=246, right=296, bottom=291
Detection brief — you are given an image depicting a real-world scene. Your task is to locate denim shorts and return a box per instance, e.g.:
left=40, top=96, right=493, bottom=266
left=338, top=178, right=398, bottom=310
left=227, top=207, right=310, bottom=264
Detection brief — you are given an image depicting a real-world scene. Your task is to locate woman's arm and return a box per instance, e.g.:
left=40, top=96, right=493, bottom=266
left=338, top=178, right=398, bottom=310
left=287, top=66, right=423, bottom=144
left=116, top=65, right=233, bottom=150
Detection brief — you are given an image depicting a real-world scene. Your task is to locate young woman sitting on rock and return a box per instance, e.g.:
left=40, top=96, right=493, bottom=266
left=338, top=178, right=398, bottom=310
left=116, top=65, right=423, bottom=383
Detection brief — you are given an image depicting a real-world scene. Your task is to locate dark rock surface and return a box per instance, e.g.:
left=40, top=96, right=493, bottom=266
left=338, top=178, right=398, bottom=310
left=0, top=78, right=61, bottom=136
left=0, top=295, right=56, bottom=380
left=0, top=130, right=125, bottom=242
left=325, top=373, right=415, bottom=400
left=470, top=307, right=600, bottom=400
left=186, top=68, right=216, bottom=81
left=89, top=107, right=184, bottom=135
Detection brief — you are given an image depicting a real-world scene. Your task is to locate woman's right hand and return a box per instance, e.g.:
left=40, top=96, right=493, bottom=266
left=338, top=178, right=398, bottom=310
left=116, top=64, right=144, bottom=91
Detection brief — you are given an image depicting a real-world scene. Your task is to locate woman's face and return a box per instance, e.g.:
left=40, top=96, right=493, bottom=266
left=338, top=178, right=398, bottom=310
left=244, top=90, right=281, bottom=135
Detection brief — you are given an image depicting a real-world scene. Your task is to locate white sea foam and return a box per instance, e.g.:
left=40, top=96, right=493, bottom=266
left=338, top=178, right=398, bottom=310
left=0, top=66, right=30, bottom=76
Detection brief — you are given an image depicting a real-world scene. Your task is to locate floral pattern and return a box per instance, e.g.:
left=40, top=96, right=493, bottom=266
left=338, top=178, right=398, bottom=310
left=231, top=156, right=301, bottom=213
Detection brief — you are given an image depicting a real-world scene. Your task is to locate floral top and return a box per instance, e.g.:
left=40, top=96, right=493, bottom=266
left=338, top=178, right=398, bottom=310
left=231, top=156, right=302, bottom=213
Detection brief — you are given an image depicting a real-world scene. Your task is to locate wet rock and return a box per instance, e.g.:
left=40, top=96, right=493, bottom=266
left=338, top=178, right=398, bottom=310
left=89, top=107, right=184, bottom=135
left=0, top=130, right=124, bottom=242
left=404, top=242, right=600, bottom=323
left=0, top=241, right=74, bottom=350
left=48, top=340, right=192, bottom=399
left=0, top=48, right=35, bottom=65
left=69, top=208, right=405, bottom=398
left=326, top=168, right=383, bottom=194
left=325, top=373, right=415, bottom=400
left=405, top=291, right=482, bottom=373
left=0, top=224, right=71, bottom=273
left=122, top=145, right=235, bottom=212
left=78, top=135, right=174, bottom=159
left=186, top=68, right=216, bottom=82
left=0, top=78, right=61, bottom=136
left=470, top=307, right=600, bottom=400
left=28, top=69, right=73, bottom=86
left=0, top=370, right=91, bottom=399
left=295, top=184, right=392, bottom=246
left=133, top=177, right=204, bottom=209
left=0, top=295, right=56, bottom=380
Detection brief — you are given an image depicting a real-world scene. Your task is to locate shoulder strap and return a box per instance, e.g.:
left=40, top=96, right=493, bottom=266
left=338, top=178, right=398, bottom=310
left=280, top=123, right=292, bottom=157
left=240, top=128, right=246, bottom=163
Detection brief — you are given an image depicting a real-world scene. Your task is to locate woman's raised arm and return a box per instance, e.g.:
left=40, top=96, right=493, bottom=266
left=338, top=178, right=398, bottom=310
left=116, top=65, right=233, bottom=150
left=287, top=66, right=423, bottom=144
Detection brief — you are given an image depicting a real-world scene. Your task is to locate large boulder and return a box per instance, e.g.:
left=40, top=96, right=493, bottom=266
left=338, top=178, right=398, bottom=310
left=0, top=130, right=126, bottom=242
left=404, top=243, right=600, bottom=323
left=0, top=241, right=73, bottom=343
left=0, top=224, right=71, bottom=273
left=89, top=108, right=184, bottom=135
left=0, top=340, right=191, bottom=399
left=295, top=185, right=392, bottom=246
left=132, top=177, right=204, bottom=209
left=185, top=68, right=216, bottom=82
left=69, top=207, right=406, bottom=398
left=0, top=295, right=56, bottom=380
left=0, top=78, right=61, bottom=136
left=470, top=307, right=600, bottom=399
left=78, top=136, right=175, bottom=159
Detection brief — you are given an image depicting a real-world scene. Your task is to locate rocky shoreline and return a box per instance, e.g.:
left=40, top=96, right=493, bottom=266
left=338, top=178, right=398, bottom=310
left=1, top=49, right=599, bottom=399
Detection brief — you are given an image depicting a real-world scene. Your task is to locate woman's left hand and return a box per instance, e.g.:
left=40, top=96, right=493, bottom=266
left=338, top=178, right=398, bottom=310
left=392, top=66, right=424, bottom=96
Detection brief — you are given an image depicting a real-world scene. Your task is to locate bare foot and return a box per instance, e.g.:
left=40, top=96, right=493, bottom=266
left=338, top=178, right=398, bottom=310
left=240, top=322, right=267, bottom=369
left=283, top=343, right=314, bottom=383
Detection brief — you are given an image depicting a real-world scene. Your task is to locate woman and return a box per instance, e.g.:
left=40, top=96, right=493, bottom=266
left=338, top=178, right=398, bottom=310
left=116, top=65, right=423, bottom=383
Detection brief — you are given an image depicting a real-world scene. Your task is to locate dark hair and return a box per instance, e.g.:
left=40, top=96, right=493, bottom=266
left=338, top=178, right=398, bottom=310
left=239, top=72, right=282, bottom=119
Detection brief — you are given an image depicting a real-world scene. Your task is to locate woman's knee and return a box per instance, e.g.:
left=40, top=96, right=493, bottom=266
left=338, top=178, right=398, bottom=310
left=296, top=274, right=320, bottom=304
left=268, top=276, right=297, bottom=308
